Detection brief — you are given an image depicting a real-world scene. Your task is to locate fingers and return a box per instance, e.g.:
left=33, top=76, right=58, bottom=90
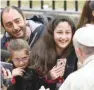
left=5, top=69, right=12, bottom=78
left=56, top=71, right=64, bottom=77
left=17, top=68, right=25, bottom=73
left=1, top=67, right=12, bottom=79
left=12, top=68, right=25, bottom=77
left=49, top=59, right=67, bottom=80
left=50, top=64, right=65, bottom=79
left=1, top=67, right=7, bottom=77
left=17, top=70, right=24, bottom=76
left=51, top=64, right=65, bottom=73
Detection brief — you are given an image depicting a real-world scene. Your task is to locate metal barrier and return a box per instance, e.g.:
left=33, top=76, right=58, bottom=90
left=1, top=0, right=83, bottom=14
left=6, top=0, right=79, bottom=11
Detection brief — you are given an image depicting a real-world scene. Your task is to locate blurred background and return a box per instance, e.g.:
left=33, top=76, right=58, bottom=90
left=0, top=0, right=86, bottom=34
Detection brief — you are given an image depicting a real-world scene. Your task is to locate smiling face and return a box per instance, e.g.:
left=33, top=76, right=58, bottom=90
left=2, top=8, right=26, bottom=38
left=54, top=21, right=72, bottom=52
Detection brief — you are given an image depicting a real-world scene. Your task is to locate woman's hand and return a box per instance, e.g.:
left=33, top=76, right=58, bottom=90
left=49, top=58, right=66, bottom=80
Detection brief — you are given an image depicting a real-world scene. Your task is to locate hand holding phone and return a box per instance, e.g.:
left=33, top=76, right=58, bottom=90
left=0, top=62, right=13, bottom=71
left=49, top=58, right=67, bottom=80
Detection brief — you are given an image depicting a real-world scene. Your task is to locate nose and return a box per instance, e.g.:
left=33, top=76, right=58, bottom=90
left=19, top=61, right=24, bottom=65
left=13, top=23, right=19, bottom=31
left=60, top=33, right=66, bottom=39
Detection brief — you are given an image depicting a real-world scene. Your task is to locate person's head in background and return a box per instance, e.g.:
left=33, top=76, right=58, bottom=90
left=73, top=25, right=94, bottom=64
left=47, top=15, right=76, bottom=57
left=77, top=0, right=94, bottom=29
left=1, top=6, right=27, bottom=39
left=7, top=39, right=30, bottom=69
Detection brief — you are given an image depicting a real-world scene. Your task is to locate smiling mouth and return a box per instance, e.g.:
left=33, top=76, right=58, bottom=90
left=60, top=40, right=67, bottom=43
left=16, top=30, right=22, bottom=35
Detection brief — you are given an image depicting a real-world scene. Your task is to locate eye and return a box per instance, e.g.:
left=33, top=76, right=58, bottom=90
left=15, top=19, right=20, bottom=24
left=13, top=58, right=20, bottom=62
left=23, top=57, right=28, bottom=59
left=6, top=22, right=13, bottom=28
left=57, top=32, right=62, bottom=34
left=22, top=57, right=29, bottom=61
left=66, top=32, right=71, bottom=34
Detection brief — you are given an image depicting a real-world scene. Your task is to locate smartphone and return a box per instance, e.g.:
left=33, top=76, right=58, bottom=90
left=0, top=62, right=13, bottom=71
left=57, top=58, right=67, bottom=66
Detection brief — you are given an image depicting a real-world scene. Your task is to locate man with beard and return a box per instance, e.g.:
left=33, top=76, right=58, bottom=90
left=1, top=6, right=45, bottom=61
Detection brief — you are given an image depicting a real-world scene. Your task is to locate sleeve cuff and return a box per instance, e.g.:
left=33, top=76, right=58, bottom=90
left=44, top=77, right=64, bottom=84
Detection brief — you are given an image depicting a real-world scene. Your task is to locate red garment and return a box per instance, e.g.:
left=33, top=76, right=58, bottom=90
left=11, top=77, right=16, bottom=84
left=44, top=76, right=64, bottom=84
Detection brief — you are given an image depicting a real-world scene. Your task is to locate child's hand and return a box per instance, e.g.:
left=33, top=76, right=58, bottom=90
left=12, top=68, right=25, bottom=77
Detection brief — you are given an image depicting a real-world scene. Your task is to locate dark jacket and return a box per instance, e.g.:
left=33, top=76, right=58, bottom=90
left=1, top=24, right=45, bottom=61
left=7, top=68, right=39, bottom=90
left=7, top=68, right=56, bottom=90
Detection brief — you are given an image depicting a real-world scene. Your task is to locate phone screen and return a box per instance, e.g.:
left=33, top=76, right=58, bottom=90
left=0, top=62, right=13, bottom=71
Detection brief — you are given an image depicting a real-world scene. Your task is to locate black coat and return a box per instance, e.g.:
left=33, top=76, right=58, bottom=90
left=7, top=68, right=40, bottom=90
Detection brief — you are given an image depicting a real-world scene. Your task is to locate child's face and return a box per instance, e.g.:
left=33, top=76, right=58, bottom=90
left=54, top=21, right=72, bottom=52
left=11, top=49, right=29, bottom=69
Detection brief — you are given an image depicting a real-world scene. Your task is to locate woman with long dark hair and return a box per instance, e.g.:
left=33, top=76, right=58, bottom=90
left=77, top=0, right=94, bottom=29
left=29, top=15, right=78, bottom=90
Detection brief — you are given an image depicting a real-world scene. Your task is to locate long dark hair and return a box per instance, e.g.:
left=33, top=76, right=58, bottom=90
left=29, top=32, right=57, bottom=75
left=29, top=15, right=76, bottom=75
left=77, top=0, right=94, bottom=29
left=47, top=15, right=76, bottom=58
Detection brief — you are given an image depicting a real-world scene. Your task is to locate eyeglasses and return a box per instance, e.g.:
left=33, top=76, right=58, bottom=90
left=12, top=57, right=29, bottom=63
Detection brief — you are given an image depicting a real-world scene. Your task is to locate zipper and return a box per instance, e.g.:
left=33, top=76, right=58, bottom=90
left=29, top=32, right=38, bottom=47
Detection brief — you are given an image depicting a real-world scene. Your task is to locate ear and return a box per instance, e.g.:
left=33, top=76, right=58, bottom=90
left=75, top=47, right=84, bottom=57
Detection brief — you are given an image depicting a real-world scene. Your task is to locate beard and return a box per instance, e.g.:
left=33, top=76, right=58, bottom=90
left=7, top=26, right=26, bottom=39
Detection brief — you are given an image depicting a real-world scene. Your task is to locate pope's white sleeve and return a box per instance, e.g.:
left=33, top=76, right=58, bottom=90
left=59, top=74, right=72, bottom=90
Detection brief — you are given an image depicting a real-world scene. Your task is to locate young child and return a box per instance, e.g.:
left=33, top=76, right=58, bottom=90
left=2, top=37, right=57, bottom=90
left=7, top=39, right=30, bottom=76
left=7, top=39, right=30, bottom=90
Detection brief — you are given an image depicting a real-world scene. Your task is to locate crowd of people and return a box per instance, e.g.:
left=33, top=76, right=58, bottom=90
left=1, top=0, right=94, bottom=90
